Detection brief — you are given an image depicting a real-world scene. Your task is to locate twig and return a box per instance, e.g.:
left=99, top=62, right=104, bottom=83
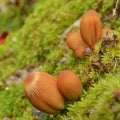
left=113, top=0, right=120, bottom=16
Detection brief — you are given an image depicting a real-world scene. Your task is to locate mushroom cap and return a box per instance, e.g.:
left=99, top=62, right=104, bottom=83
left=66, top=31, right=88, bottom=51
left=57, top=70, right=83, bottom=100
left=80, top=10, right=102, bottom=50
left=24, top=72, right=65, bottom=114
left=101, top=27, right=113, bottom=39
left=75, top=48, right=86, bottom=58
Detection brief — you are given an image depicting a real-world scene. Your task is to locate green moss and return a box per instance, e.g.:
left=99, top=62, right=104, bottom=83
left=0, top=0, right=98, bottom=82
left=0, top=82, right=35, bottom=120
left=0, top=0, right=119, bottom=119
left=99, top=0, right=115, bottom=15
left=58, top=72, right=120, bottom=120
left=0, top=0, right=35, bottom=32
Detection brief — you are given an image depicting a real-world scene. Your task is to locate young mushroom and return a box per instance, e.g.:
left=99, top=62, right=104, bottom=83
left=57, top=70, right=83, bottom=101
left=80, top=10, right=102, bottom=50
left=101, top=27, right=115, bottom=40
left=24, top=72, right=65, bottom=114
left=66, top=31, right=89, bottom=58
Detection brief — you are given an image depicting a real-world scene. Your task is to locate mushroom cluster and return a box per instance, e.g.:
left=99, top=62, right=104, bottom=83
left=66, top=10, right=112, bottom=58
left=24, top=9, right=112, bottom=115
left=24, top=70, right=83, bottom=114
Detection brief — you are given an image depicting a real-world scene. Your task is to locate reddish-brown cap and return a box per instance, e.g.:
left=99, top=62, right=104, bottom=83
left=80, top=10, right=102, bottom=50
left=57, top=70, right=83, bottom=100
left=24, top=72, right=65, bottom=114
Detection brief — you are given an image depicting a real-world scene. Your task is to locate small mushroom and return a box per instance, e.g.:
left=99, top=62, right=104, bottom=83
left=101, top=27, right=111, bottom=38
left=66, top=31, right=88, bottom=58
left=80, top=10, right=102, bottom=50
left=101, top=27, right=115, bottom=40
left=24, top=72, right=65, bottom=114
left=57, top=70, right=83, bottom=101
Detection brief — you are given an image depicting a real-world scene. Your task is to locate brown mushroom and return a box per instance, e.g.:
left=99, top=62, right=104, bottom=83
left=101, top=27, right=114, bottom=40
left=57, top=70, right=83, bottom=101
left=80, top=10, right=102, bottom=50
left=66, top=31, right=88, bottom=58
left=24, top=72, right=65, bottom=114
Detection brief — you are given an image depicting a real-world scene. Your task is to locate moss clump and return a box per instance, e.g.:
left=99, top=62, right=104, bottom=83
left=0, top=82, right=37, bottom=120
left=56, top=71, right=120, bottom=120
left=0, top=0, right=36, bottom=32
